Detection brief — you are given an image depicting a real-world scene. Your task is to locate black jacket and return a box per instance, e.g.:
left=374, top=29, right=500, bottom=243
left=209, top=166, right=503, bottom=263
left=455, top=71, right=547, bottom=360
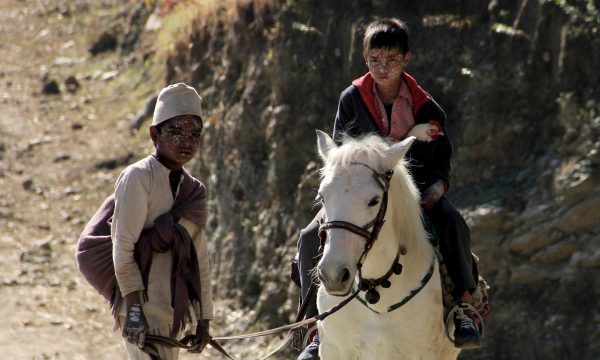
left=332, top=72, right=452, bottom=193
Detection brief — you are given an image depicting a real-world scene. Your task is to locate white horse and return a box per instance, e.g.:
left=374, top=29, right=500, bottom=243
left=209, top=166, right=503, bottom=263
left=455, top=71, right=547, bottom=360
left=314, top=130, right=460, bottom=360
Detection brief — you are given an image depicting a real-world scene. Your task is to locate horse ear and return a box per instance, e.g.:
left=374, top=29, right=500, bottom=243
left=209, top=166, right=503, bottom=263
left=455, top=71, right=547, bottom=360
left=316, top=130, right=336, bottom=160
left=385, top=136, right=416, bottom=166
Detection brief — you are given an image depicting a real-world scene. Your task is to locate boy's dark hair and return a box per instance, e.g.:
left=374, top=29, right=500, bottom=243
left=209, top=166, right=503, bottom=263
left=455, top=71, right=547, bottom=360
left=363, top=18, right=410, bottom=54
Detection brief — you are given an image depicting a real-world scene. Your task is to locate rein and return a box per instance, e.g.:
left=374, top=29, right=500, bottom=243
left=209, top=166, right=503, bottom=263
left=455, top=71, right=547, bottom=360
left=145, top=336, right=235, bottom=359
left=144, top=284, right=360, bottom=359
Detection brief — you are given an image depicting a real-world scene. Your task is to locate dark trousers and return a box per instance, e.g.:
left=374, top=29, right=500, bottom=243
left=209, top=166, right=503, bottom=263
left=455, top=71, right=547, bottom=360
left=424, top=196, right=477, bottom=297
left=296, top=196, right=476, bottom=319
left=296, top=212, right=323, bottom=319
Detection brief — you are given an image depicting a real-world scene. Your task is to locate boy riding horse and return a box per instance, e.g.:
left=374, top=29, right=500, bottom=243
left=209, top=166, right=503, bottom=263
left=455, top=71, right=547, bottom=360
left=295, top=18, right=482, bottom=360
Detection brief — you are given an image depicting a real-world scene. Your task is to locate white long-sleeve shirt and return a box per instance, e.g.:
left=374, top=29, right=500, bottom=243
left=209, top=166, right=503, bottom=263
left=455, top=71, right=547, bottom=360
left=111, top=155, right=213, bottom=332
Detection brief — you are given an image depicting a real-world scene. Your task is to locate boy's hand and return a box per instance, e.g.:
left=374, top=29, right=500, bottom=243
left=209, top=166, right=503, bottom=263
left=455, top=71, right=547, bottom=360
left=187, top=319, right=211, bottom=353
left=122, top=303, right=148, bottom=348
left=421, top=180, right=446, bottom=209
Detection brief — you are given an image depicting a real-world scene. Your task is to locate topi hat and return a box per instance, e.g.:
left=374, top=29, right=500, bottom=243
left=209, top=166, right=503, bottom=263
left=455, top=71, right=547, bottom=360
left=152, top=83, right=203, bottom=126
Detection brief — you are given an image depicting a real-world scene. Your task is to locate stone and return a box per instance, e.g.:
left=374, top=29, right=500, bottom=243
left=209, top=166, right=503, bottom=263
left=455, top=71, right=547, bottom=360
left=41, top=79, right=60, bottom=95
left=531, top=238, right=580, bottom=263
left=64, top=75, right=80, bottom=93
left=88, top=31, right=117, bottom=55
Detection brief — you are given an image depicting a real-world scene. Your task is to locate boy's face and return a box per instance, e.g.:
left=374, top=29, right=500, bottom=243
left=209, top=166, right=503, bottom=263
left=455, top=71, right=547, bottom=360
left=364, top=47, right=410, bottom=86
left=151, top=115, right=202, bottom=169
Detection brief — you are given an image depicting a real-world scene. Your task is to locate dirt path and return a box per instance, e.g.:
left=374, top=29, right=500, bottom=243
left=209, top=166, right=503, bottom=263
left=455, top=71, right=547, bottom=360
left=0, top=1, right=145, bottom=358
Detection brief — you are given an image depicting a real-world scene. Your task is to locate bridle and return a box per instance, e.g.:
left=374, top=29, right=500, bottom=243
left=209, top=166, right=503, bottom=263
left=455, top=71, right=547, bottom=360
left=318, top=162, right=403, bottom=304
left=318, top=162, right=393, bottom=250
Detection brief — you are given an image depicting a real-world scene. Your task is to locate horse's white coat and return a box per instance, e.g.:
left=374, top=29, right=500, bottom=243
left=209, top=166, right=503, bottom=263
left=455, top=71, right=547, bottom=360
left=315, top=130, right=460, bottom=360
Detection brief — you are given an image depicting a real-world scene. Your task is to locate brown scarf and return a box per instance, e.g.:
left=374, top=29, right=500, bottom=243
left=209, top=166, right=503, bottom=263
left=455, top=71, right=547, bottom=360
left=76, top=170, right=207, bottom=336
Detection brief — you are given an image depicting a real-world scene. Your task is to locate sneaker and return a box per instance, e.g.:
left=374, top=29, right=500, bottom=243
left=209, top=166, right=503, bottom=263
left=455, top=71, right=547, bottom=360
left=298, top=335, right=320, bottom=360
left=453, top=304, right=481, bottom=349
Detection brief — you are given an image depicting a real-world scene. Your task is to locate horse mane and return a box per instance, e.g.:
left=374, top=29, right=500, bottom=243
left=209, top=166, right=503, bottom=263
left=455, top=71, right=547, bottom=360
left=319, top=133, right=390, bottom=175
left=321, top=133, right=431, bottom=263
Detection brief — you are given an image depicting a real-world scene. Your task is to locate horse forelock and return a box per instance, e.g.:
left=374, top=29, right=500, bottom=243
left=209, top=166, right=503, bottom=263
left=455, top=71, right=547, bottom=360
left=320, top=133, right=390, bottom=178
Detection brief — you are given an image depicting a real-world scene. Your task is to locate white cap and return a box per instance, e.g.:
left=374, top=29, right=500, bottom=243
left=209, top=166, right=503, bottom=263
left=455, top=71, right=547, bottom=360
left=152, top=83, right=203, bottom=126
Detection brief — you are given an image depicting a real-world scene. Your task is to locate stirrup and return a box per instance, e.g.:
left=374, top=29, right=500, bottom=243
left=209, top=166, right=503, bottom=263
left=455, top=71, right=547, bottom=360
left=291, top=328, right=305, bottom=351
left=292, top=323, right=318, bottom=351
left=444, top=303, right=484, bottom=343
left=303, top=324, right=318, bottom=347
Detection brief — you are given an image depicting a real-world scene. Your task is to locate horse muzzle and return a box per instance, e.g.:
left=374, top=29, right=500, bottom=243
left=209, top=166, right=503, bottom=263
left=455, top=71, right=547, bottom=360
left=318, top=263, right=354, bottom=296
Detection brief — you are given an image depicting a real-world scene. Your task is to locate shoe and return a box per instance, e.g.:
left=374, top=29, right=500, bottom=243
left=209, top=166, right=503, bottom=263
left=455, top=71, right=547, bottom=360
left=298, top=335, right=320, bottom=360
left=453, top=304, right=481, bottom=349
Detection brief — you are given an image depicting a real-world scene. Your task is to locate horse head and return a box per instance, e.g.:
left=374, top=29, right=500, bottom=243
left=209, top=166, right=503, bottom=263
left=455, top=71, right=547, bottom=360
left=315, top=130, right=416, bottom=296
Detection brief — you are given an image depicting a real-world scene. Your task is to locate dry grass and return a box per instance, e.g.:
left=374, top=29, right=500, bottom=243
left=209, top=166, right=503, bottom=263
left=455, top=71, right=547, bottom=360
left=154, top=0, right=276, bottom=59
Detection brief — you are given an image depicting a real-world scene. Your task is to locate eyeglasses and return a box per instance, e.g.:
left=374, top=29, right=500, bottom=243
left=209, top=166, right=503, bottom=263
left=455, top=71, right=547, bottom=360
left=158, top=116, right=203, bottom=142
left=367, top=56, right=405, bottom=70
left=160, top=128, right=202, bottom=142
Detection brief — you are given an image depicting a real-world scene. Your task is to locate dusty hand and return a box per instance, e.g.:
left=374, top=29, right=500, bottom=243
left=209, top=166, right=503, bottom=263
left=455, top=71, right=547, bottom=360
left=122, top=303, right=148, bottom=349
left=187, top=319, right=211, bottom=353
left=421, top=180, right=446, bottom=209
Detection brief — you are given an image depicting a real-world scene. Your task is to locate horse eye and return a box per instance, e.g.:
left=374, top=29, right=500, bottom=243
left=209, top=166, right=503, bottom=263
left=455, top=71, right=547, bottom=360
left=368, top=197, right=380, bottom=207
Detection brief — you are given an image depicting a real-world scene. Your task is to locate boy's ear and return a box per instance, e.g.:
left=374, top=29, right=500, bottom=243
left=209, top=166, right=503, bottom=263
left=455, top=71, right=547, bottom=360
left=149, top=126, right=159, bottom=145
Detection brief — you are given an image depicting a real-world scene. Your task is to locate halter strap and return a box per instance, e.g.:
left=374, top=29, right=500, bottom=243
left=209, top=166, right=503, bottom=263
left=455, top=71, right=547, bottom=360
left=318, top=190, right=388, bottom=248
left=318, top=162, right=399, bottom=304
left=318, top=162, right=393, bottom=250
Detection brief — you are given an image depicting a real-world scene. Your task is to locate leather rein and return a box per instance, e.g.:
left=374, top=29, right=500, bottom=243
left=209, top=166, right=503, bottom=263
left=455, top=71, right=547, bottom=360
left=144, top=284, right=359, bottom=359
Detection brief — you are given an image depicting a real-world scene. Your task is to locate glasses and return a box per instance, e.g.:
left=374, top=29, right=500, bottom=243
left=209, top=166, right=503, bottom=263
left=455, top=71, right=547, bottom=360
left=160, top=128, right=202, bottom=142
left=367, top=56, right=405, bottom=70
